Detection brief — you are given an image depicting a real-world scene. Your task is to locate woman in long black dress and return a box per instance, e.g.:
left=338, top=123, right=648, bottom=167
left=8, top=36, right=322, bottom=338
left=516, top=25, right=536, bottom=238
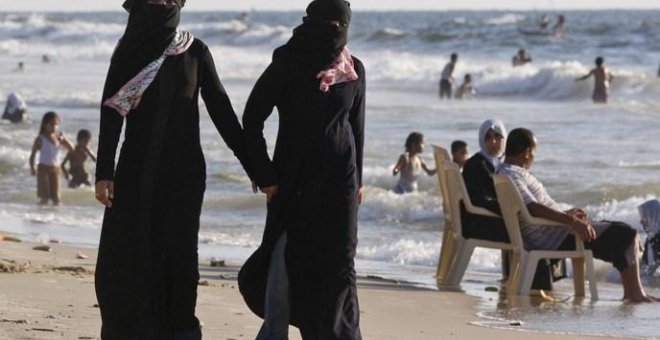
left=238, top=0, right=365, bottom=339
left=94, top=1, right=250, bottom=339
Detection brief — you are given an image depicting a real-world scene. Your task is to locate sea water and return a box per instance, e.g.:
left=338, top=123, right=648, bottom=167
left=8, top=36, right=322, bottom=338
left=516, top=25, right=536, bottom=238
left=1, top=10, right=660, bottom=338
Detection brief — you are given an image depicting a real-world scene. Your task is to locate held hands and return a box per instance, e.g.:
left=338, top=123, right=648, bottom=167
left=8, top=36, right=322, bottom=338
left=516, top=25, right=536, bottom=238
left=95, top=180, right=114, bottom=208
left=258, top=185, right=278, bottom=203
left=251, top=182, right=363, bottom=205
left=358, top=187, right=363, bottom=205
left=250, top=180, right=276, bottom=202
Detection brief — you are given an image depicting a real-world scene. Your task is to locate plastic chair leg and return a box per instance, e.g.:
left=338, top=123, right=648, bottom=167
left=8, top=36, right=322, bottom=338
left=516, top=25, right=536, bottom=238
left=571, top=257, right=586, bottom=297
left=446, top=240, right=473, bottom=285
left=585, top=253, right=598, bottom=300
left=436, top=226, right=455, bottom=281
left=518, top=254, right=538, bottom=296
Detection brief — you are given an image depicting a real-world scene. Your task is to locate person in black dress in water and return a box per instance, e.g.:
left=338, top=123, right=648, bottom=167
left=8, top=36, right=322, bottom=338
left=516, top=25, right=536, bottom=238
left=94, top=1, right=251, bottom=339
left=238, top=0, right=365, bottom=339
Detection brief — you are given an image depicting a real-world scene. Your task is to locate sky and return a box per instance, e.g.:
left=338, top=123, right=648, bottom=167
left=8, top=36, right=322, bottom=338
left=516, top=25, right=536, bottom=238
left=4, top=0, right=660, bottom=12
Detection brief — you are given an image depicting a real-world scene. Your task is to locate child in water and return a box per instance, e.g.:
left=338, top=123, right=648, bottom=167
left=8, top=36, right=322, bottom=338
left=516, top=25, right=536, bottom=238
left=392, top=132, right=436, bottom=194
left=454, top=74, right=476, bottom=99
left=28, top=112, right=73, bottom=205
left=61, top=129, right=97, bottom=188
left=575, top=56, right=613, bottom=103
left=450, top=140, right=468, bottom=169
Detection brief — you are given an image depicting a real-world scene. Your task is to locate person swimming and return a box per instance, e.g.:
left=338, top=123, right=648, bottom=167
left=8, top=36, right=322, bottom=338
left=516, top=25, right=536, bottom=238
left=512, top=48, right=532, bottom=66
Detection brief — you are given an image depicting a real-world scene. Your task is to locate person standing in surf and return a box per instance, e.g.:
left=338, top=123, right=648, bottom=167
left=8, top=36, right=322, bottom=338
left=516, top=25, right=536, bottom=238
left=576, top=56, right=614, bottom=103
left=439, top=53, right=458, bottom=99
left=94, top=0, right=251, bottom=339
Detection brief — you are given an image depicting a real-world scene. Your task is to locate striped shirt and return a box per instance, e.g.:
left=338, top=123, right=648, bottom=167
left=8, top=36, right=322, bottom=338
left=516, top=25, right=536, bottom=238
left=496, top=163, right=571, bottom=250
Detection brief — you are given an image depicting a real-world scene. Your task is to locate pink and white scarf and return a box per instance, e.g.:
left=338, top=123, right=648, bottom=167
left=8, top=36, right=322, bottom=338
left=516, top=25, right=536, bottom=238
left=103, top=30, right=194, bottom=116
left=316, top=46, right=358, bottom=93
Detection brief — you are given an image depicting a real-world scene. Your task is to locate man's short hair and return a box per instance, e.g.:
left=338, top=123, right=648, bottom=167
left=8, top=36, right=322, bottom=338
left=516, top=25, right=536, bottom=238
left=505, top=128, right=536, bottom=157
left=451, top=140, right=467, bottom=154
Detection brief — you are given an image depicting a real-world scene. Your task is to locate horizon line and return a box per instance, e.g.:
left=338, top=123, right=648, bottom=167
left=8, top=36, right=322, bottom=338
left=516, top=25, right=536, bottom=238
left=4, top=7, right=660, bottom=13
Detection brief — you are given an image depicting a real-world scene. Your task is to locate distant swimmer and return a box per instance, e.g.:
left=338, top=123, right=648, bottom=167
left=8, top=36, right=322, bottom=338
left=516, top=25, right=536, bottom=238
left=553, top=14, right=566, bottom=36
left=2, top=92, right=29, bottom=123
left=539, top=14, right=550, bottom=30
left=575, top=56, right=613, bottom=104
left=15, top=62, right=24, bottom=72
left=455, top=73, right=476, bottom=99
left=439, top=53, right=458, bottom=99
left=518, top=15, right=563, bottom=36
left=512, top=48, right=532, bottom=67
left=237, top=11, right=250, bottom=23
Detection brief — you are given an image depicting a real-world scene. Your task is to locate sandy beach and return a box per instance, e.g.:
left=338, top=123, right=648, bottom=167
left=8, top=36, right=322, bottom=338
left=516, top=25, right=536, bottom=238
left=0, top=233, right=621, bottom=340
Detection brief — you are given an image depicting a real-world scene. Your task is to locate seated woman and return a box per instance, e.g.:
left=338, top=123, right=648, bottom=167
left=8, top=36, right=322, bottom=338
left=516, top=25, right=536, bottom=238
left=498, top=128, right=657, bottom=303
left=461, top=119, right=508, bottom=242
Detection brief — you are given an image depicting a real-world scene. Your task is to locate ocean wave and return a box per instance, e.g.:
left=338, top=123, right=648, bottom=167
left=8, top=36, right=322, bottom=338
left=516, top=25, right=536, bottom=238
left=464, top=61, right=660, bottom=100
left=198, top=230, right=261, bottom=248
left=617, top=160, right=660, bottom=170
left=366, top=28, right=409, bottom=41
left=484, top=14, right=525, bottom=26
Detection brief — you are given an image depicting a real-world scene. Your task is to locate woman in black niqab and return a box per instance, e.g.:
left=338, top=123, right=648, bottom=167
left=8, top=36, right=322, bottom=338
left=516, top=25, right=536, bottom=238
left=94, top=1, right=251, bottom=339
left=102, top=0, right=182, bottom=104
left=239, top=0, right=365, bottom=339
left=284, top=0, right=351, bottom=76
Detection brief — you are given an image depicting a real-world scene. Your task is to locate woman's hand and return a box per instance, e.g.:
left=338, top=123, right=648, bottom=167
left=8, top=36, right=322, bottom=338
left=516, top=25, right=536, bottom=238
left=358, top=187, right=363, bottom=205
left=260, top=185, right=278, bottom=203
left=95, top=180, right=114, bottom=208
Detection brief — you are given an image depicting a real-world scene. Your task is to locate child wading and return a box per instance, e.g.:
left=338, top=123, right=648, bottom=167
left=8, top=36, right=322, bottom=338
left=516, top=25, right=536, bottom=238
left=392, top=132, right=436, bottom=194
left=61, top=129, right=97, bottom=188
left=29, top=111, right=73, bottom=205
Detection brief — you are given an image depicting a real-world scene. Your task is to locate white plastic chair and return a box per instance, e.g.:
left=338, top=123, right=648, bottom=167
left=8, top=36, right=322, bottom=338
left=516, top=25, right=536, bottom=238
left=441, top=163, right=513, bottom=285
left=492, top=174, right=598, bottom=299
left=432, top=145, right=454, bottom=282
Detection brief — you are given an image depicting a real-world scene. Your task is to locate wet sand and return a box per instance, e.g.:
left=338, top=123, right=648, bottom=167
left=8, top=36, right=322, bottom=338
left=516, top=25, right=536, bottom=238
left=0, top=233, right=620, bottom=340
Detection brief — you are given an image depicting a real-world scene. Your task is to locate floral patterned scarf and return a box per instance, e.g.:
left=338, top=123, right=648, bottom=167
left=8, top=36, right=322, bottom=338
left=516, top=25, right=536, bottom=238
left=103, top=30, right=194, bottom=116
left=316, top=46, right=358, bottom=93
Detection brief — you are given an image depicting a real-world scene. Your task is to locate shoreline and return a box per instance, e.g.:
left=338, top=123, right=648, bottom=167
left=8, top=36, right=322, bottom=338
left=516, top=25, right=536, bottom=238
left=0, top=232, right=620, bottom=340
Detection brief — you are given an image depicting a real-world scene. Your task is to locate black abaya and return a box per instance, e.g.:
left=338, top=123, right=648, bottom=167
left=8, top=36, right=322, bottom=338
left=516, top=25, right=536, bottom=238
left=95, top=38, right=250, bottom=339
left=239, top=43, right=366, bottom=339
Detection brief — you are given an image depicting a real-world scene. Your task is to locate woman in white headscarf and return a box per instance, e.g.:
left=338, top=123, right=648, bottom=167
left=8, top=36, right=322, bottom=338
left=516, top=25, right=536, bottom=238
left=462, top=118, right=507, bottom=225
left=2, top=92, right=28, bottom=123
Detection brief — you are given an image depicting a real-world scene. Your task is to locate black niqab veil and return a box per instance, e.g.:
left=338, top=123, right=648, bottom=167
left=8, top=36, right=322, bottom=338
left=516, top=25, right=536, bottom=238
left=102, top=1, right=181, bottom=105
left=283, top=0, right=352, bottom=75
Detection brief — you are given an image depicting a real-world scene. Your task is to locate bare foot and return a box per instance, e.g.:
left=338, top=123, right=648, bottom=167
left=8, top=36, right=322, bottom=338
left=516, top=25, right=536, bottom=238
left=624, top=294, right=654, bottom=303
left=646, top=294, right=660, bottom=302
